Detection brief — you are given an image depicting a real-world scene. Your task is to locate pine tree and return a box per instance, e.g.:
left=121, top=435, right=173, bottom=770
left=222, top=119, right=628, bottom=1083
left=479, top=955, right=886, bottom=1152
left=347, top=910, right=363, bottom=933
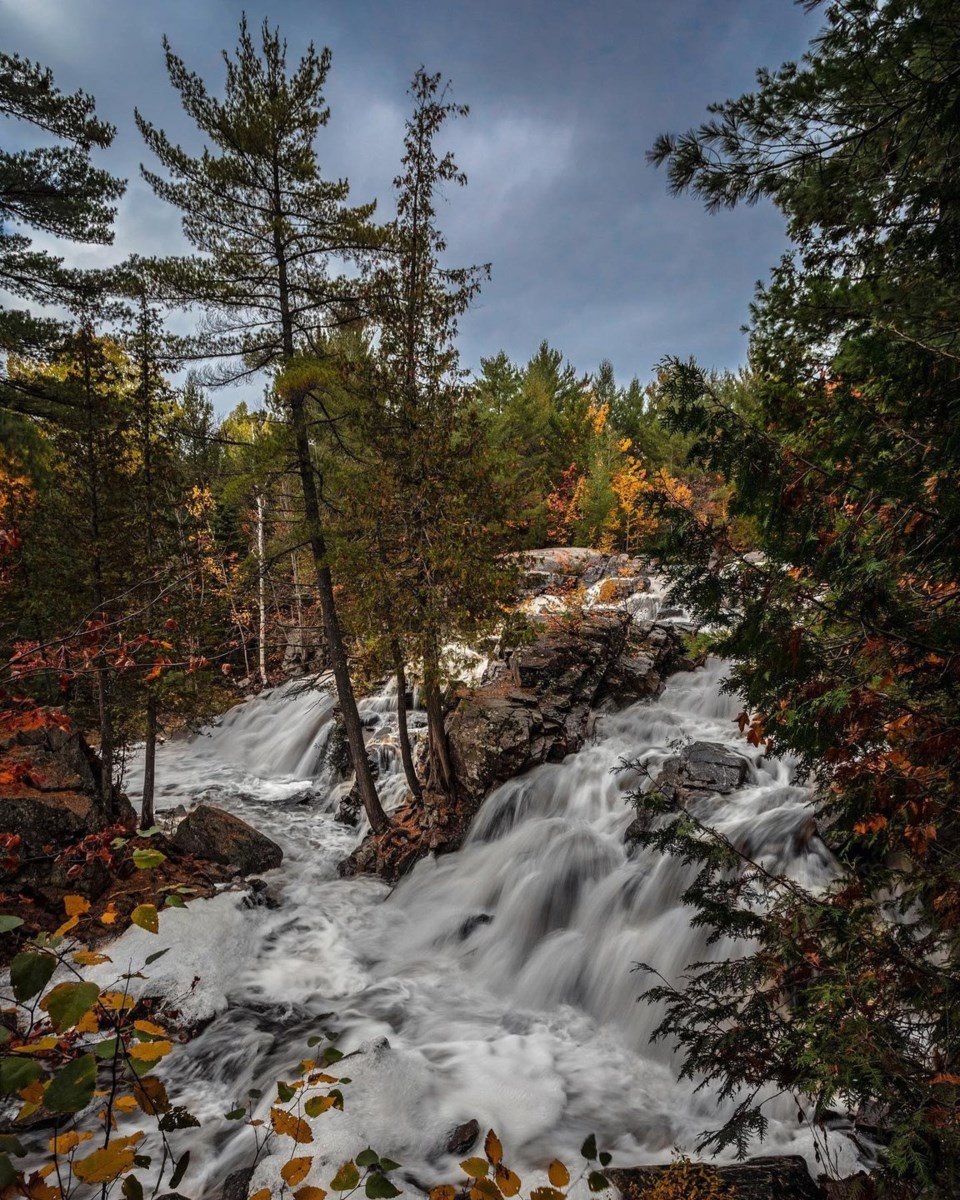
left=356, top=68, right=509, bottom=798
left=136, top=17, right=390, bottom=833
left=0, top=51, right=125, bottom=412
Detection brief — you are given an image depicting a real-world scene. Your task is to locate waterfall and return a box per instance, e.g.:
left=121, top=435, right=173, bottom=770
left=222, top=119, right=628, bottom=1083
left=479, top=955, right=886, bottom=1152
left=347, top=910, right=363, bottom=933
left=112, top=607, right=859, bottom=1197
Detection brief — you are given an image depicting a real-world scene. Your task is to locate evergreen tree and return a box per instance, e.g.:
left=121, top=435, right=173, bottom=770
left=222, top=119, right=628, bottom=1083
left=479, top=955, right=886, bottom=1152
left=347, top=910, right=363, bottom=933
left=355, top=68, right=509, bottom=799
left=642, top=3, right=960, bottom=1190
left=136, top=17, right=390, bottom=832
left=0, top=51, right=125, bottom=412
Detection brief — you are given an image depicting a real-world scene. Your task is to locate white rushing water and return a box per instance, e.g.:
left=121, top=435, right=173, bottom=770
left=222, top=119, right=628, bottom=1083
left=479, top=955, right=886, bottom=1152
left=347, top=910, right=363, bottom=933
left=114, top=599, right=860, bottom=1196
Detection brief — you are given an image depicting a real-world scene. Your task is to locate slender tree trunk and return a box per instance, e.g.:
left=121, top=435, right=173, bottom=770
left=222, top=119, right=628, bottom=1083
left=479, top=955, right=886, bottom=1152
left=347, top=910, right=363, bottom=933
left=141, top=693, right=157, bottom=829
left=140, top=294, right=158, bottom=829
left=288, top=383, right=390, bottom=834
left=96, top=668, right=115, bottom=812
left=255, top=490, right=269, bottom=687
left=391, top=638, right=423, bottom=803
left=423, top=643, right=454, bottom=796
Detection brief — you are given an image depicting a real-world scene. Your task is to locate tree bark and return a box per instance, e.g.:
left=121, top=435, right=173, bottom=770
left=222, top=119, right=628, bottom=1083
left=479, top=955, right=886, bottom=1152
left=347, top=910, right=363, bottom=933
left=141, top=693, right=157, bottom=829
left=255, top=490, right=268, bottom=687
left=391, top=639, right=423, bottom=803
left=423, top=643, right=454, bottom=796
left=287, top=382, right=390, bottom=834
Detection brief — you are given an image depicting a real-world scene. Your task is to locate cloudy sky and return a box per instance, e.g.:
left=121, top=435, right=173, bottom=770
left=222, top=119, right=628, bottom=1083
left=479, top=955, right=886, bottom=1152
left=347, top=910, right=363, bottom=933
left=2, top=0, right=820, bottom=402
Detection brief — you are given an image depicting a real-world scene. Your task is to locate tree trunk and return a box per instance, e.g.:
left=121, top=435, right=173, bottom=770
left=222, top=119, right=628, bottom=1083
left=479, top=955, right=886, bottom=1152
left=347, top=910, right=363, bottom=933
left=392, top=639, right=423, bottom=803
left=423, top=644, right=454, bottom=796
left=141, top=693, right=157, bottom=829
left=287, top=383, right=390, bottom=834
left=255, top=490, right=268, bottom=687
left=96, top=664, right=115, bottom=814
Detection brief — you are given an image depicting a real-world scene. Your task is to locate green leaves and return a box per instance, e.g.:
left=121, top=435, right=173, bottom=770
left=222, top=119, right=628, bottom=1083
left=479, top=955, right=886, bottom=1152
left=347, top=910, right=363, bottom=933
left=330, top=1161, right=360, bottom=1191
left=132, top=848, right=166, bottom=870
left=10, top=950, right=56, bottom=1002
left=0, top=1056, right=42, bottom=1094
left=45, top=1052, right=97, bottom=1112
left=130, top=904, right=159, bottom=934
left=364, top=1174, right=400, bottom=1199
left=0, top=915, right=24, bottom=934
left=39, top=980, right=100, bottom=1031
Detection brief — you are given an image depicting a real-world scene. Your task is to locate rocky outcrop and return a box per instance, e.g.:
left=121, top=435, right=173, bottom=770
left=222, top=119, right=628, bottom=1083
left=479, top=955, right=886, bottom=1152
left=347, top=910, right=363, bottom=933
left=173, top=804, right=283, bottom=874
left=341, top=615, right=692, bottom=881
left=625, top=740, right=750, bottom=846
left=610, top=1156, right=822, bottom=1199
left=514, top=547, right=649, bottom=595
left=0, top=722, right=136, bottom=900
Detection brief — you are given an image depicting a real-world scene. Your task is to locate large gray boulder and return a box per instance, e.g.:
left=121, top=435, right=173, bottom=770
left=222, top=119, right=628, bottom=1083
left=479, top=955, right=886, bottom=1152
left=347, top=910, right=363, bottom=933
left=173, top=804, right=282, bottom=875
left=625, top=740, right=750, bottom=847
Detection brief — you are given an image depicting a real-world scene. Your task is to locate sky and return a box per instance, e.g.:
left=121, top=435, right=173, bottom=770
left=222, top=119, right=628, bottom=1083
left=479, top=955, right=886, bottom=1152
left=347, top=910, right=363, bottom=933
left=1, top=0, right=821, bottom=405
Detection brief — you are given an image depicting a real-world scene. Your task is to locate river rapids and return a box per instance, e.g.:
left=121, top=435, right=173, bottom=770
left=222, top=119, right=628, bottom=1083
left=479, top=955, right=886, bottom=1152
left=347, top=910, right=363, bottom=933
left=112, top=587, right=860, bottom=1196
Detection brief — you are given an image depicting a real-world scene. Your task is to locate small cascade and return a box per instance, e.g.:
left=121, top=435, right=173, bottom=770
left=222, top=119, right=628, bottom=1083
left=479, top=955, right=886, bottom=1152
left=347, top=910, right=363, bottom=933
left=114, top=593, right=859, bottom=1196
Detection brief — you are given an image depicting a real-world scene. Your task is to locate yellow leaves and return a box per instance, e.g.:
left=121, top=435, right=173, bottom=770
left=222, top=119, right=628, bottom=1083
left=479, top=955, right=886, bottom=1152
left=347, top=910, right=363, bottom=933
left=295, top=1189, right=327, bottom=1200
left=548, top=1162, right=570, bottom=1188
left=100, top=905, right=119, bottom=926
left=75, top=1008, right=100, bottom=1034
left=64, top=895, right=90, bottom=918
left=133, top=1019, right=166, bottom=1037
left=99, top=991, right=135, bottom=1011
left=72, top=951, right=111, bottom=967
left=113, top=1095, right=139, bottom=1113
left=271, top=1107, right=314, bottom=1144
left=53, top=915, right=79, bottom=940
left=460, top=1158, right=489, bottom=1179
left=484, top=1131, right=503, bottom=1166
left=73, top=1132, right=143, bottom=1183
left=250, top=1191, right=272, bottom=1200
left=12, top=1036, right=57, bottom=1053
left=48, top=1130, right=93, bottom=1156
left=281, top=1157, right=314, bottom=1187
left=128, top=1040, right=173, bottom=1063
left=430, top=1188, right=457, bottom=1200
left=587, top=401, right=609, bottom=436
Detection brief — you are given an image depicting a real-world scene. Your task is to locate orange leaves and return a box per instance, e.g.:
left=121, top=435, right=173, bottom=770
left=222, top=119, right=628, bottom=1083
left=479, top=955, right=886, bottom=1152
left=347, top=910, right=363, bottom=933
left=282, top=1157, right=314, bottom=1187
left=272, top=1107, right=314, bottom=1144
left=72, top=1132, right=143, bottom=1183
left=853, top=814, right=889, bottom=836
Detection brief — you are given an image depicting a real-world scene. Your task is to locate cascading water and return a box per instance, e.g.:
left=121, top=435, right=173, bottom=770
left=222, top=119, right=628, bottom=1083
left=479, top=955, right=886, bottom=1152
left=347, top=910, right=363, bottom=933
left=112, top=592, right=860, bottom=1196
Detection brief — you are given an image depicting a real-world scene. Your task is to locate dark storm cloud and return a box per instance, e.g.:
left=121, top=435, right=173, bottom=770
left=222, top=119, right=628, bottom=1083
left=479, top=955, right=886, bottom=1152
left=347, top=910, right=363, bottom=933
left=1, top=0, right=820, bottom=399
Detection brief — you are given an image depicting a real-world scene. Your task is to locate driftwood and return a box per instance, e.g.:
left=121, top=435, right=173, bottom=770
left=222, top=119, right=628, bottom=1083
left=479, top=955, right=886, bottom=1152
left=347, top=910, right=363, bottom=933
left=609, top=1155, right=822, bottom=1199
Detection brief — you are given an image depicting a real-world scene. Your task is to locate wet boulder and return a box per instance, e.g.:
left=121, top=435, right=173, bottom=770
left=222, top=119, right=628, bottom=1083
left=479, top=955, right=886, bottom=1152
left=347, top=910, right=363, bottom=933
left=625, top=741, right=750, bottom=848
left=655, top=740, right=750, bottom=806
left=173, top=804, right=283, bottom=875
